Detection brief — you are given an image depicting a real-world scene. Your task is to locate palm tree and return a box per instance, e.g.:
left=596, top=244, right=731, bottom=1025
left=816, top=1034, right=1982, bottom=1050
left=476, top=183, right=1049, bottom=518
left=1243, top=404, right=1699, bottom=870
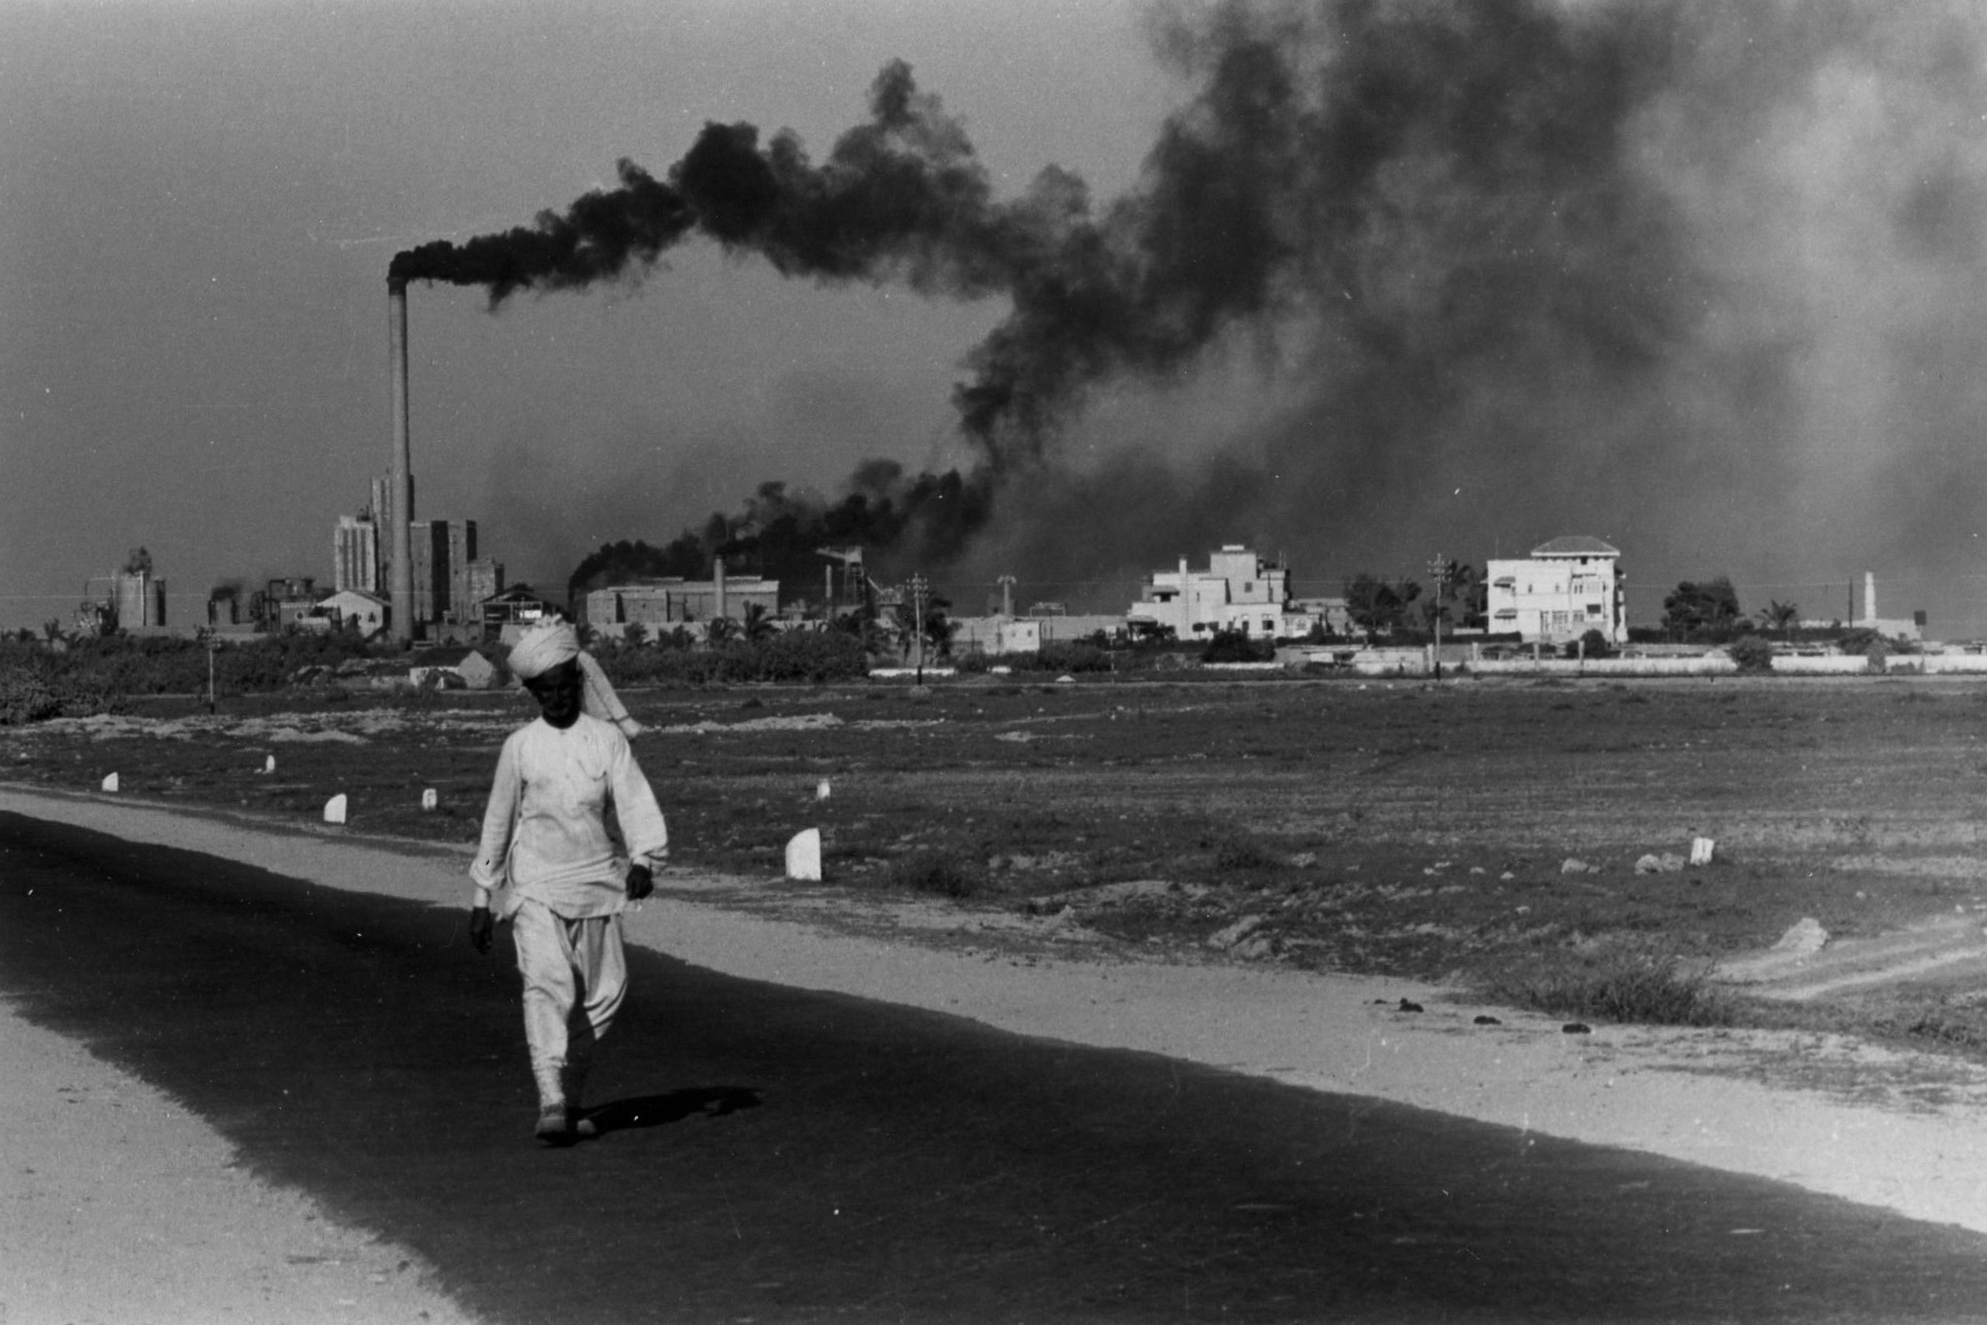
left=742, top=602, right=775, bottom=645
left=1757, top=600, right=1800, bottom=637
left=704, top=616, right=738, bottom=646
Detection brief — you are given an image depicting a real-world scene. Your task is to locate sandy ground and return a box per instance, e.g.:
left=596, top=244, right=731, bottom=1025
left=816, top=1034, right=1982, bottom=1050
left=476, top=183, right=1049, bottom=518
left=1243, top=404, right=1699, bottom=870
left=10, top=786, right=1987, bottom=1324
left=0, top=1009, right=480, bottom=1325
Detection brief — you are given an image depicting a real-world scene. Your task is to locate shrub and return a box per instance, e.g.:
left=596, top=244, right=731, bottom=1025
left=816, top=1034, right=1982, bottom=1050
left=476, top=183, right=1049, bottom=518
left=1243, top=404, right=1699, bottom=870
left=1209, top=834, right=1283, bottom=873
left=1836, top=627, right=1882, bottom=656
left=0, top=632, right=388, bottom=703
left=886, top=850, right=984, bottom=899
left=752, top=629, right=869, bottom=682
left=1727, top=636, right=1774, bottom=673
left=0, top=666, right=59, bottom=724
left=0, top=660, right=122, bottom=724
left=1200, top=630, right=1274, bottom=664
left=1003, top=641, right=1113, bottom=674
left=1564, top=628, right=1611, bottom=660
left=592, top=629, right=868, bottom=687
left=1490, top=940, right=1733, bottom=1027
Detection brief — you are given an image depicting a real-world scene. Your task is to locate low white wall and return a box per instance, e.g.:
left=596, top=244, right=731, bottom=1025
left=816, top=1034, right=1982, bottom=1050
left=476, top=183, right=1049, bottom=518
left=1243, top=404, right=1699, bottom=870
left=1423, top=652, right=1987, bottom=679
left=1917, top=654, right=1987, bottom=674
left=1468, top=656, right=1737, bottom=678
left=1775, top=655, right=1875, bottom=675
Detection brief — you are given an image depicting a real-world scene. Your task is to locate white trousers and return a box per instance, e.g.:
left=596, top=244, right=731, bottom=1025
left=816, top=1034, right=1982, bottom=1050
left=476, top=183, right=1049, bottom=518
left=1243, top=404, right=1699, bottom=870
left=511, top=899, right=627, bottom=1095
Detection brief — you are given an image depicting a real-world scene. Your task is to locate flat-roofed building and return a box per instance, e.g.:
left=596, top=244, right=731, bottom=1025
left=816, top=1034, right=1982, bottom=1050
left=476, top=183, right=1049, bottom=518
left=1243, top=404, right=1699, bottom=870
left=1485, top=536, right=1624, bottom=645
left=1127, top=545, right=1326, bottom=640
left=584, top=568, right=780, bottom=638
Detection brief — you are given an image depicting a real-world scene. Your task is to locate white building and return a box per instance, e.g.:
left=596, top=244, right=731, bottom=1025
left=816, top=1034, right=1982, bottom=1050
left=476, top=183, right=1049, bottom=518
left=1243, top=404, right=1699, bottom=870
left=317, top=588, right=389, bottom=639
left=951, top=612, right=1126, bottom=656
left=1485, top=536, right=1625, bottom=645
left=1127, top=545, right=1338, bottom=640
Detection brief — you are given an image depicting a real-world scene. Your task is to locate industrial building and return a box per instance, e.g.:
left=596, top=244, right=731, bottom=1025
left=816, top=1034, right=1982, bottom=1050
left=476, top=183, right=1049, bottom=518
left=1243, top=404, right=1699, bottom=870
left=73, top=561, right=168, bottom=636
left=1485, top=536, right=1625, bottom=645
left=404, top=519, right=473, bottom=627
left=114, top=567, right=167, bottom=631
left=333, top=512, right=381, bottom=595
left=333, top=476, right=500, bottom=640
left=583, top=560, right=780, bottom=639
left=252, top=577, right=325, bottom=633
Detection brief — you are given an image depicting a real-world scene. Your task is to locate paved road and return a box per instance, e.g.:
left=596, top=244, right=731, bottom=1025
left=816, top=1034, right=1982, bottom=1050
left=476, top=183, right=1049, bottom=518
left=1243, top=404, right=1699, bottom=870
left=7, top=811, right=1987, bottom=1324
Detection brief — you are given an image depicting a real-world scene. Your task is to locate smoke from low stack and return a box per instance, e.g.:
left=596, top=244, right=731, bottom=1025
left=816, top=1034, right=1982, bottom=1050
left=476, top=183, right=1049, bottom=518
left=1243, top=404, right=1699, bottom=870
left=397, top=1, right=1987, bottom=604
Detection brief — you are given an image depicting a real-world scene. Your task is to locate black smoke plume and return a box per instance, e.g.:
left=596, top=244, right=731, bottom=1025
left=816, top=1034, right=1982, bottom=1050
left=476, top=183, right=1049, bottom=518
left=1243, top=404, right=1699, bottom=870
left=567, top=464, right=992, bottom=603
left=404, top=3, right=1987, bottom=615
left=391, top=51, right=1302, bottom=469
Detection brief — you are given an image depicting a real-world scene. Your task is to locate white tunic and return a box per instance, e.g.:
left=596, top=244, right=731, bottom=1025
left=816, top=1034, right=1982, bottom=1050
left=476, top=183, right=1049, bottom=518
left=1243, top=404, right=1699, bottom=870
left=469, top=712, right=668, bottom=918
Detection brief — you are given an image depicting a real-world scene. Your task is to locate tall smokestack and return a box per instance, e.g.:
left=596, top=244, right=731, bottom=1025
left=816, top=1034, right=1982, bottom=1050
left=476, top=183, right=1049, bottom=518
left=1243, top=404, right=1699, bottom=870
left=388, top=281, right=414, bottom=645
left=1864, top=571, right=1877, bottom=626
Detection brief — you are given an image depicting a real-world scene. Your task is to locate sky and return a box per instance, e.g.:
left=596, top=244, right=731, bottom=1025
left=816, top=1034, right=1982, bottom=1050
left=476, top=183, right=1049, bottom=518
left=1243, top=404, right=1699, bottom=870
left=7, top=0, right=1987, bottom=634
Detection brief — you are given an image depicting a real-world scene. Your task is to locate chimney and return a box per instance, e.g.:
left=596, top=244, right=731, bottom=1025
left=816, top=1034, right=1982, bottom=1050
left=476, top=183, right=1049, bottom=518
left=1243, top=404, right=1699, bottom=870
left=714, top=555, right=728, bottom=625
left=1864, top=571, right=1877, bottom=626
left=388, top=281, right=415, bottom=645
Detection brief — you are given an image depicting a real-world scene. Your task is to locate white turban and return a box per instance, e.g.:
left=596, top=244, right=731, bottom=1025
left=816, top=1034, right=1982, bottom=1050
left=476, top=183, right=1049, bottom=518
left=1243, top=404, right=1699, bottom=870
left=507, top=620, right=579, bottom=679
left=508, top=620, right=643, bottom=737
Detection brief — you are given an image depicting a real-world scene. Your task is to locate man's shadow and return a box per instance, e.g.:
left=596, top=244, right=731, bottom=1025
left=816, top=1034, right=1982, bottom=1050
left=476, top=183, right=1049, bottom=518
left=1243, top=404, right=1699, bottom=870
left=582, top=1086, right=761, bottom=1135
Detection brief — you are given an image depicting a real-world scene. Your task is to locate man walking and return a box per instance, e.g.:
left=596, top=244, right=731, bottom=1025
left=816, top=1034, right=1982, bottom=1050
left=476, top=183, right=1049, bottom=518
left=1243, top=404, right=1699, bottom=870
left=469, top=619, right=666, bottom=1145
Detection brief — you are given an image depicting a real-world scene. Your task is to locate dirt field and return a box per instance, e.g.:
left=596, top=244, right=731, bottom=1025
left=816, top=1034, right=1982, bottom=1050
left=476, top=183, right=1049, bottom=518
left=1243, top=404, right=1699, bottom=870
left=8, top=672, right=1987, bottom=1048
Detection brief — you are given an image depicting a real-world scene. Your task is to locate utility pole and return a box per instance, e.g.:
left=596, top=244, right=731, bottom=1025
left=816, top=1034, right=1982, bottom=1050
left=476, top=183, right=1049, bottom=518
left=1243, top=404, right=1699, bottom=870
left=1427, top=555, right=1450, bottom=681
left=908, top=572, right=930, bottom=684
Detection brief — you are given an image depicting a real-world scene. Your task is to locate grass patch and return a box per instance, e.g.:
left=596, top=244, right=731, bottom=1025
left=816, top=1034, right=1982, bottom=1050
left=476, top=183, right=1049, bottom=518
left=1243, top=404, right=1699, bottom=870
left=1208, top=834, right=1285, bottom=874
left=1881, top=992, right=1987, bottom=1051
left=1484, top=938, right=1735, bottom=1027
left=886, top=850, right=985, bottom=900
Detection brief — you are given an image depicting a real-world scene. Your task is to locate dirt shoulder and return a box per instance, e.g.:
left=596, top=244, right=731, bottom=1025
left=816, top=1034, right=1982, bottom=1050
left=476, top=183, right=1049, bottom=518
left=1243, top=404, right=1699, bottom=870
left=8, top=783, right=1987, bottom=1268
left=0, top=1003, right=481, bottom=1325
